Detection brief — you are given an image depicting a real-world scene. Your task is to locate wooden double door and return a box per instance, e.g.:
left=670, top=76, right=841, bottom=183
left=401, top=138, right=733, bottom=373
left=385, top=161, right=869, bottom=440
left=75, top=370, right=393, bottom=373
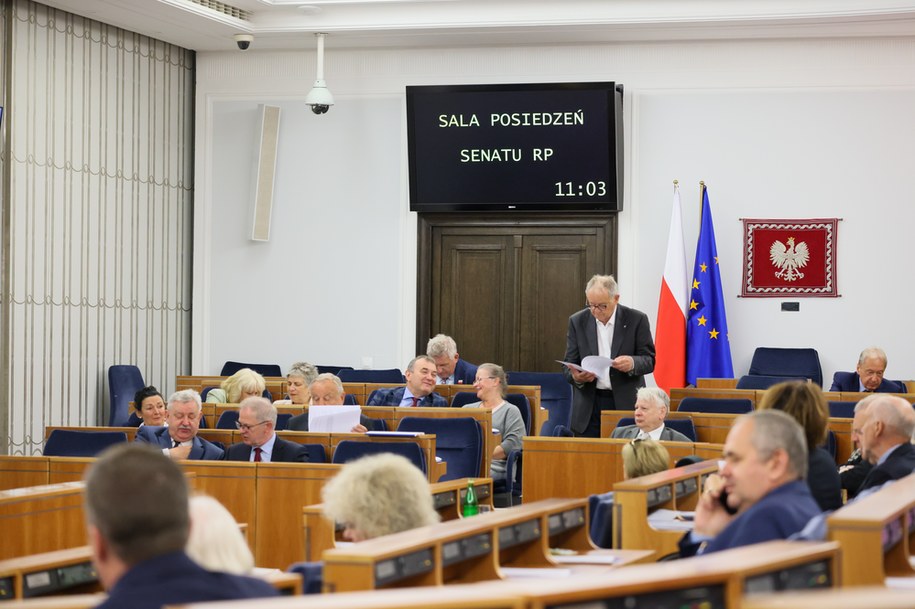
left=417, top=213, right=617, bottom=373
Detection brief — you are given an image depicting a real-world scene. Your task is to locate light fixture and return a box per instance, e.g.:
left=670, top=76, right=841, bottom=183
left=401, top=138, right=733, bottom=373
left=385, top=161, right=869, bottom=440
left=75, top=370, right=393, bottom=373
left=305, top=33, right=334, bottom=115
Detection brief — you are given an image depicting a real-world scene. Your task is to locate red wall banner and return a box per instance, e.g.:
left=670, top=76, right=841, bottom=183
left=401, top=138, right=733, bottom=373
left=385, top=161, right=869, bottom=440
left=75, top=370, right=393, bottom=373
left=741, top=218, right=839, bottom=297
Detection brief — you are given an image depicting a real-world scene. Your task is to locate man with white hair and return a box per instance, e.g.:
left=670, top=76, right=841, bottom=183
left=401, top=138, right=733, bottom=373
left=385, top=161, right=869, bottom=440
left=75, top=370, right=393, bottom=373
left=427, top=333, right=478, bottom=385
left=135, top=389, right=224, bottom=460
left=611, top=387, right=690, bottom=441
left=846, top=394, right=915, bottom=495
left=830, top=347, right=906, bottom=393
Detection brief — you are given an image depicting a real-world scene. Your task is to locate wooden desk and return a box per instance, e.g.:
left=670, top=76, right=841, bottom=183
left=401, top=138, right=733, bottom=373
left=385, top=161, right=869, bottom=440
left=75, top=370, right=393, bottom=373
left=182, top=461, right=258, bottom=557
left=322, top=498, right=597, bottom=592
left=0, top=482, right=87, bottom=560
left=0, top=594, right=104, bottom=608
left=508, top=540, right=839, bottom=608
left=827, top=471, right=915, bottom=586
left=301, top=478, right=495, bottom=562
left=0, top=547, right=98, bottom=600
left=253, top=462, right=342, bottom=570
left=0, top=457, right=49, bottom=492
left=612, top=459, right=719, bottom=555
left=743, top=587, right=915, bottom=609
left=166, top=585, right=526, bottom=609
left=522, top=436, right=699, bottom=504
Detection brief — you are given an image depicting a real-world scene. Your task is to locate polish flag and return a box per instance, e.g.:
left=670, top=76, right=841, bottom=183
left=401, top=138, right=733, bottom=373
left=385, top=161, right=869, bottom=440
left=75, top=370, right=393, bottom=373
left=654, top=183, right=689, bottom=392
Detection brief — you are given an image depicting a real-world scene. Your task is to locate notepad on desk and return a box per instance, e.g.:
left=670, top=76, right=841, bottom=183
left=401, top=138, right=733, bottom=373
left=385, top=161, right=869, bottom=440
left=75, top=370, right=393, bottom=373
left=365, top=431, right=423, bottom=437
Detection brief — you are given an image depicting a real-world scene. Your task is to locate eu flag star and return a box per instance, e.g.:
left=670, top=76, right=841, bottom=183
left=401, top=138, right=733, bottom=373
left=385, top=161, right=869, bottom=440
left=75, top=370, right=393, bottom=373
left=700, top=263, right=707, bottom=273
left=689, top=300, right=698, bottom=310
left=709, top=328, right=720, bottom=339
left=692, top=279, right=700, bottom=289
left=697, top=315, right=707, bottom=326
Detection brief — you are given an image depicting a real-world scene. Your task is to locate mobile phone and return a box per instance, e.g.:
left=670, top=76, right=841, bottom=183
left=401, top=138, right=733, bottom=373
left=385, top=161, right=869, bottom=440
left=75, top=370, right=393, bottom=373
left=718, top=489, right=738, bottom=515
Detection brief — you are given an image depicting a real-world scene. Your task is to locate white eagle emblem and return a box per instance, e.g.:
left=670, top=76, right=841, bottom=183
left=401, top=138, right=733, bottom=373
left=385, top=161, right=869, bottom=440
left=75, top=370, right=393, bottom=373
left=769, top=236, right=809, bottom=282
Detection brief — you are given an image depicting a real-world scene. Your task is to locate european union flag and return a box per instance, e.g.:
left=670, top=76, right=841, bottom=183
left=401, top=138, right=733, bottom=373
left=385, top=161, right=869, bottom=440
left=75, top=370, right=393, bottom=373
left=686, top=187, right=733, bottom=384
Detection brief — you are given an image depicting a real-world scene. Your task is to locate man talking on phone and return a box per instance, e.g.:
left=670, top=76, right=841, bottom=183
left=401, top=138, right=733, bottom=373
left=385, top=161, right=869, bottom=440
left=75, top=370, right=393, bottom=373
left=679, top=410, right=821, bottom=557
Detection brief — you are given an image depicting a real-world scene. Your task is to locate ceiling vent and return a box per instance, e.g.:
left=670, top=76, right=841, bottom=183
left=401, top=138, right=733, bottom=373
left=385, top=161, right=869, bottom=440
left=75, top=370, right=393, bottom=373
left=188, top=0, right=251, bottom=21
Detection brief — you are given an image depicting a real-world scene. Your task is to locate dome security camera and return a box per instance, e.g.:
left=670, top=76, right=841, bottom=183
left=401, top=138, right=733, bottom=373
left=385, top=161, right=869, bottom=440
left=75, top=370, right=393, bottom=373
left=305, top=82, right=334, bottom=115
left=234, top=34, right=253, bottom=51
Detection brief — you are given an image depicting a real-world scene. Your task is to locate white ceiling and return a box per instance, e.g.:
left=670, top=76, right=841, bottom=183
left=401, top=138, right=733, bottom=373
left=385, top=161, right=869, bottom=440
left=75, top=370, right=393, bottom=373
left=37, top=0, right=915, bottom=52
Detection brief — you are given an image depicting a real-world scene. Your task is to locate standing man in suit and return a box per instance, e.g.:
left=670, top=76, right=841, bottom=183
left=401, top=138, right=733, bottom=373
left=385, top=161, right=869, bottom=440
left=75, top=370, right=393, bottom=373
left=222, top=397, right=309, bottom=463
left=679, top=410, right=820, bottom=557
left=135, top=389, right=224, bottom=460
left=611, top=387, right=691, bottom=441
left=849, top=394, right=915, bottom=495
left=563, top=274, right=656, bottom=437
left=427, top=334, right=478, bottom=385
left=830, top=347, right=906, bottom=393
left=367, top=356, right=447, bottom=407
left=85, top=444, right=277, bottom=609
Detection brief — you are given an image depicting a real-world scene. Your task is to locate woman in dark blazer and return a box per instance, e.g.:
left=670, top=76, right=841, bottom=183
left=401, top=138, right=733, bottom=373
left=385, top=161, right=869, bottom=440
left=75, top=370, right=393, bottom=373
left=757, top=381, right=842, bottom=511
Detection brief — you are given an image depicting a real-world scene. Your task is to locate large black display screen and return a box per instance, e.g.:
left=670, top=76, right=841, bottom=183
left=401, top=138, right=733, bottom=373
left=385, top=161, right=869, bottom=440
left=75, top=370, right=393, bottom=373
left=407, top=82, right=623, bottom=212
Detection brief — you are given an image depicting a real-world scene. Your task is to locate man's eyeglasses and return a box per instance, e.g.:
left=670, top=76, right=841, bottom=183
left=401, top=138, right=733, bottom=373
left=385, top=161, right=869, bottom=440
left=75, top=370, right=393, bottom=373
left=585, top=302, right=611, bottom=312
left=235, top=420, right=269, bottom=432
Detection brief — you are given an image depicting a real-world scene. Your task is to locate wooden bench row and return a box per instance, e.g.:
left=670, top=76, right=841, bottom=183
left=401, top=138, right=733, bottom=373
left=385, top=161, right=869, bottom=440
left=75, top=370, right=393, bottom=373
left=599, top=410, right=855, bottom=465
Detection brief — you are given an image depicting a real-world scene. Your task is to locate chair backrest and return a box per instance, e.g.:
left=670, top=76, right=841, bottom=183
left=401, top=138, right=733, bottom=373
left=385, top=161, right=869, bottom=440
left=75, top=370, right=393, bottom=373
left=678, top=397, right=753, bottom=414
left=553, top=424, right=574, bottom=437
left=450, top=391, right=478, bottom=408
left=301, top=444, right=327, bottom=463
left=287, top=561, right=324, bottom=595
left=343, top=394, right=357, bottom=405
left=505, top=371, right=572, bottom=435
left=275, top=413, right=292, bottom=431
left=396, top=417, right=481, bottom=481
left=44, top=430, right=128, bottom=457
left=220, top=361, right=283, bottom=377
left=664, top=419, right=697, bottom=441
left=216, top=410, right=239, bottom=429
left=748, top=347, right=823, bottom=386
left=828, top=401, right=858, bottom=418
left=505, top=393, right=531, bottom=435
left=107, top=365, right=145, bottom=427
left=821, top=429, right=837, bottom=459
left=736, top=374, right=800, bottom=390
left=331, top=440, right=427, bottom=474
left=588, top=490, right=615, bottom=549
left=337, top=368, right=405, bottom=383
left=316, top=365, right=354, bottom=376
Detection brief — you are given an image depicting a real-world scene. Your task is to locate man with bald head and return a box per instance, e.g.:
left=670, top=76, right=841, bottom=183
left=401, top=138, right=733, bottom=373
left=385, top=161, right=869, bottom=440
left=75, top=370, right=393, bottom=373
left=830, top=347, right=906, bottom=393
left=848, top=394, right=915, bottom=495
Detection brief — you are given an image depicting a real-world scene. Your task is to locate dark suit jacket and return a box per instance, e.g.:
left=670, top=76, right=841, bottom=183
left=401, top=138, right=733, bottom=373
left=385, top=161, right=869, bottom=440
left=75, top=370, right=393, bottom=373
left=286, top=412, right=379, bottom=432
left=563, top=305, right=656, bottom=434
left=221, top=435, right=309, bottom=463
left=134, top=425, right=224, bottom=460
left=807, top=447, right=842, bottom=511
left=679, top=480, right=820, bottom=557
left=366, top=386, right=447, bottom=407
left=610, top=424, right=690, bottom=443
left=858, top=442, right=915, bottom=494
left=451, top=358, right=479, bottom=385
left=829, top=371, right=906, bottom=393
left=95, top=551, right=276, bottom=609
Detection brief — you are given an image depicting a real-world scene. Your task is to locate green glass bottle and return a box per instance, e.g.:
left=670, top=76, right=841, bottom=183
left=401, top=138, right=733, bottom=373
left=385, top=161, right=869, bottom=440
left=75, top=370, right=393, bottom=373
left=462, top=480, right=479, bottom=517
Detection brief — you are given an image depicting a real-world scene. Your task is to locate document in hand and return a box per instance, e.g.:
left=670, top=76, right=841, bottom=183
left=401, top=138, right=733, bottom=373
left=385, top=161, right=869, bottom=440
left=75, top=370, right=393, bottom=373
left=556, top=355, right=613, bottom=377
left=308, top=405, right=362, bottom=432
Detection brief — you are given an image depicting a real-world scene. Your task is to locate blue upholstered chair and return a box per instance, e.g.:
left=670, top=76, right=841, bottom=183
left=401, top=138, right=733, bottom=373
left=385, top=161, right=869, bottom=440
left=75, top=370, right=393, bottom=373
left=316, top=365, right=353, bottom=376
left=677, top=397, right=753, bottom=414
left=505, top=371, right=571, bottom=436
left=107, top=365, right=145, bottom=427
left=44, top=429, right=128, bottom=457
left=450, top=391, right=478, bottom=408
left=287, top=562, right=323, bottom=594
left=397, top=417, right=481, bottom=481
left=332, top=440, right=427, bottom=474
left=739, top=347, right=823, bottom=388
left=220, top=361, right=283, bottom=377
left=216, top=410, right=239, bottom=429
left=588, top=490, right=616, bottom=548
left=337, top=369, right=404, bottom=383
left=828, top=401, right=857, bottom=418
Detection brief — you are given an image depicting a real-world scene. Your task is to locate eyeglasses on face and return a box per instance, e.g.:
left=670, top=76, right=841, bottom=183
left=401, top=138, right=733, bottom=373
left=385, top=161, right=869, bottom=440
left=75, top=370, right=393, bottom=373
left=474, top=376, right=497, bottom=383
left=585, top=302, right=611, bottom=312
left=235, top=420, right=269, bottom=431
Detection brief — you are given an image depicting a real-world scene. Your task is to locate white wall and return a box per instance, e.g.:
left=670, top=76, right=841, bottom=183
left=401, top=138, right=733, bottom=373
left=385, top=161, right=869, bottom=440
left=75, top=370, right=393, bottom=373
left=195, top=37, right=915, bottom=383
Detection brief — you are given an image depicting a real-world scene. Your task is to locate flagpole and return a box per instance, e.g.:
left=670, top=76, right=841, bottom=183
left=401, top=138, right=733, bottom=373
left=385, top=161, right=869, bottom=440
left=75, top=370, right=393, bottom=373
left=699, top=180, right=705, bottom=222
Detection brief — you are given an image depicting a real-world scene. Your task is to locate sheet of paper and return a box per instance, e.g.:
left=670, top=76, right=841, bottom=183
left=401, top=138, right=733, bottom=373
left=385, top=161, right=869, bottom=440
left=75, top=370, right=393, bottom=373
left=556, top=355, right=613, bottom=377
left=500, top=567, right=573, bottom=579
left=552, top=553, right=619, bottom=565
left=647, top=509, right=696, bottom=532
left=307, top=405, right=361, bottom=433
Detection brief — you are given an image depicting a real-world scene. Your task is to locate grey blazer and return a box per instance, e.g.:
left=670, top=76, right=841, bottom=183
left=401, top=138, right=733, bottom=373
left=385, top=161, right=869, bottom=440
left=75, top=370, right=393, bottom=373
left=610, top=424, right=690, bottom=443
